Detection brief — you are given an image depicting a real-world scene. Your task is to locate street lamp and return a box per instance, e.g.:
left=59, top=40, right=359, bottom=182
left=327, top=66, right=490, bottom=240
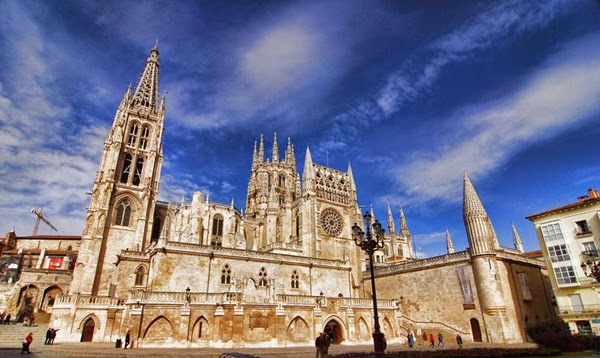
left=352, top=211, right=386, bottom=353
left=581, top=260, right=600, bottom=282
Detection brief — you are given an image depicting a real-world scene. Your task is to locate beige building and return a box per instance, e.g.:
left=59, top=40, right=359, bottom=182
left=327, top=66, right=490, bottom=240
left=527, top=188, right=600, bottom=335
left=0, top=45, right=557, bottom=349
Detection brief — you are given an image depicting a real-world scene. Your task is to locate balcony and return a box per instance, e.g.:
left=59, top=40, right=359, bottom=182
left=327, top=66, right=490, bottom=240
left=560, top=303, right=600, bottom=316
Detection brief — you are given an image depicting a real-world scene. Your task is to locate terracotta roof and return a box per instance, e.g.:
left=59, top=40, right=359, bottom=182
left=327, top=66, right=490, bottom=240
left=16, top=235, right=81, bottom=240
left=526, top=197, right=600, bottom=220
left=523, top=250, right=543, bottom=258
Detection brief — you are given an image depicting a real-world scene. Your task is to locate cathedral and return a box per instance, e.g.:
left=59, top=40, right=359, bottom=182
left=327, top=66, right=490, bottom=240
left=2, top=45, right=557, bottom=348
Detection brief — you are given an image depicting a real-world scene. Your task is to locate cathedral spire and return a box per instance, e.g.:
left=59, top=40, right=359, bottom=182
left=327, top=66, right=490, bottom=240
left=387, top=200, right=396, bottom=235
left=251, top=141, right=258, bottom=168
left=132, top=45, right=160, bottom=111
left=399, top=205, right=410, bottom=238
left=347, top=162, right=357, bottom=192
left=446, top=227, right=455, bottom=254
left=512, top=222, right=524, bottom=253
left=272, top=132, right=279, bottom=163
left=463, top=173, right=495, bottom=256
left=302, top=147, right=314, bottom=192
left=258, top=134, right=265, bottom=163
left=369, top=203, right=376, bottom=225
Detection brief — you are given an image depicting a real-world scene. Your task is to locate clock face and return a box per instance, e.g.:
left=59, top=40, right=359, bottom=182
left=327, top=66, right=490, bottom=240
left=320, top=208, right=343, bottom=236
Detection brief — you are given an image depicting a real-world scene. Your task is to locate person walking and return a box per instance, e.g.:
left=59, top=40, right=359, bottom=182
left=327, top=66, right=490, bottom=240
left=45, top=328, right=51, bottom=345
left=124, top=331, right=131, bottom=349
left=315, top=332, right=329, bottom=358
left=407, top=331, right=415, bottom=347
left=21, top=332, right=33, bottom=354
left=429, top=333, right=435, bottom=348
left=4, top=313, right=11, bottom=325
left=456, top=334, right=463, bottom=348
left=437, top=332, right=444, bottom=348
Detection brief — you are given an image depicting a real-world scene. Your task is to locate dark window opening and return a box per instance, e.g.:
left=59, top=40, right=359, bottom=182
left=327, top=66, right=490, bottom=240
left=120, top=154, right=133, bottom=183
left=133, top=157, right=144, bottom=186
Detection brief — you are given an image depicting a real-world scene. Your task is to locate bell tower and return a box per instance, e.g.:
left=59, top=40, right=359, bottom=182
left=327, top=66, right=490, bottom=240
left=71, top=44, right=166, bottom=296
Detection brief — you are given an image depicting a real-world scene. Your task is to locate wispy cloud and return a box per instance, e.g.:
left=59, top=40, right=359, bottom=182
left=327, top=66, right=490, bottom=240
left=395, top=32, right=600, bottom=204
left=377, top=0, right=580, bottom=115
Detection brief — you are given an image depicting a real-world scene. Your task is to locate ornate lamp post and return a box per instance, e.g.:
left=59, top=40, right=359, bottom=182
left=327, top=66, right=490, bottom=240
left=352, top=211, right=386, bottom=353
left=581, top=260, right=600, bottom=282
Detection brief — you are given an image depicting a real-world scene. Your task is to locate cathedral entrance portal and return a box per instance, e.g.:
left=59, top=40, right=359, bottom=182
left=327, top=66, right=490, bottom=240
left=324, top=320, right=343, bottom=344
left=81, top=318, right=95, bottom=342
left=470, top=318, right=482, bottom=342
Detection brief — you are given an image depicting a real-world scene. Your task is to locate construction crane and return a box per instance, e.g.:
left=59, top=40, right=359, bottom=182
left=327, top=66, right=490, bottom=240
left=31, top=208, right=58, bottom=235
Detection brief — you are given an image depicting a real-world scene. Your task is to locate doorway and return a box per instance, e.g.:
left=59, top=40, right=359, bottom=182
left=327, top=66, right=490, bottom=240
left=80, top=318, right=95, bottom=342
left=324, top=320, right=343, bottom=344
left=470, top=318, right=482, bottom=342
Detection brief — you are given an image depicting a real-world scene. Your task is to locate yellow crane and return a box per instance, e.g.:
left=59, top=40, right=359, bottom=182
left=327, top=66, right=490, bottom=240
left=30, top=208, right=58, bottom=235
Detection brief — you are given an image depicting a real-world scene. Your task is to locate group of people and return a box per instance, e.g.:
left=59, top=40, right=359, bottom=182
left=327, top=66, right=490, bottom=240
left=0, top=312, right=11, bottom=324
left=407, top=331, right=463, bottom=348
left=45, top=328, right=59, bottom=345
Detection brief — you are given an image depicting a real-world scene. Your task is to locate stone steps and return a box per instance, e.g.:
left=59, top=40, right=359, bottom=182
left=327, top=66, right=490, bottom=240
left=0, top=322, right=49, bottom=345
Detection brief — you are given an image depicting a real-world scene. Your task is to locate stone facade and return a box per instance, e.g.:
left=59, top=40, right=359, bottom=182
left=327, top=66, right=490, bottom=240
left=0, top=45, right=558, bottom=349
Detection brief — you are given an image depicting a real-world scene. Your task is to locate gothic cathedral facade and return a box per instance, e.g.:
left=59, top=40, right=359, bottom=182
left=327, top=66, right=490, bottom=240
left=49, top=46, right=556, bottom=347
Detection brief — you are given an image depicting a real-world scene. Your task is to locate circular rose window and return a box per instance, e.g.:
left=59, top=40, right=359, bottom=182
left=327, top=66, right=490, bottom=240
left=320, top=208, right=343, bottom=236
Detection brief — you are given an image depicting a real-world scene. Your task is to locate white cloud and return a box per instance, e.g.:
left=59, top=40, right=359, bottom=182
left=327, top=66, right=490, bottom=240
left=395, top=32, right=600, bottom=204
left=377, top=0, right=579, bottom=116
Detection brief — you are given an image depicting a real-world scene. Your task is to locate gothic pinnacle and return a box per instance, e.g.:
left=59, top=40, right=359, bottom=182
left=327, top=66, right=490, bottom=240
left=272, top=132, right=279, bottom=163
left=258, top=134, right=265, bottom=163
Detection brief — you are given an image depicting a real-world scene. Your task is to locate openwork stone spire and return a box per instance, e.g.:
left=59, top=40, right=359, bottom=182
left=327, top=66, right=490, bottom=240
left=446, top=227, right=455, bottom=254
left=132, top=45, right=160, bottom=111
left=272, top=133, right=279, bottom=163
left=399, top=205, right=411, bottom=238
left=387, top=200, right=396, bottom=236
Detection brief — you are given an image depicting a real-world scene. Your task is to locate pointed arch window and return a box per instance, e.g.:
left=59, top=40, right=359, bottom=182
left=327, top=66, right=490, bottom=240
left=258, top=267, right=268, bottom=287
left=127, top=123, right=139, bottom=147
left=291, top=270, right=299, bottom=289
left=120, top=154, right=133, bottom=183
left=133, top=157, right=144, bottom=186
left=151, top=216, right=162, bottom=244
left=221, top=264, right=231, bottom=284
left=212, top=214, right=224, bottom=237
left=115, top=200, right=132, bottom=227
left=135, top=266, right=146, bottom=286
left=139, top=126, right=151, bottom=150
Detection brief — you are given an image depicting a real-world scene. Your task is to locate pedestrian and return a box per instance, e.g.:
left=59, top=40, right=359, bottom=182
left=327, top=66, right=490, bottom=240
left=429, top=333, right=435, bottom=348
left=407, top=331, right=415, bottom=348
left=0, top=311, right=4, bottom=323
left=21, top=332, right=33, bottom=354
left=4, top=313, right=11, bottom=325
left=422, top=331, right=427, bottom=345
left=456, top=334, right=463, bottom=348
left=49, top=328, right=58, bottom=344
left=45, top=328, right=51, bottom=345
left=321, top=331, right=331, bottom=357
left=315, top=332, right=327, bottom=358
left=437, top=332, right=444, bottom=348
left=124, top=331, right=131, bottom=349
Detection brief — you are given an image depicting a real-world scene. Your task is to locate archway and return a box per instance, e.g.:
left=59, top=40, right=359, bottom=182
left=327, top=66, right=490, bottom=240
left=191, top=316, right=210, bottom=342
left=357, top=317, right=370, bottom=340
left=324, top=319, right=343, bottom=344
left=286, top=316, right=310, bottom=343
left=470, top=318, right=482, bottom=342
left=17, top=285, right=39, bottom=322
left=41, top=286, right=63, bottom=312
left=81, top=318, right=95, bottom=342
left=144, top=316, right=174, bottom=342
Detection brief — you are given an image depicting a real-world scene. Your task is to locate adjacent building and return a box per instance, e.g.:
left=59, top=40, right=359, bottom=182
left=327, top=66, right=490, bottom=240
left=527, top=188, right=600, bottom=335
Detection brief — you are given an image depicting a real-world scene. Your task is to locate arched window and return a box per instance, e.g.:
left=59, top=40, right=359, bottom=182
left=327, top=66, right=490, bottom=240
left=135, top=266, right=145, bottom=286
left=221, top=264, right=231, bottom=284
left=127, top=123, right=139, bottom=147
left=398, top=247, right=403, bottom=257
left=291, top=270, right=299, bottom=289
left=115, top=200, right=132, bottom=226
left=132, top=157, right=144, bottom=186
left=212, top=214, right=224, bottom=237
left=279, top=175, right=285, bottom=188
left=151, top=216, right=161, bottom=244
left=384, top=246, right=389, bottom=256
left=139, top=126, right=151, bottom=150
left=120, top=153, right=133, bottom=183
left=258, top=267, right=268, bottom=287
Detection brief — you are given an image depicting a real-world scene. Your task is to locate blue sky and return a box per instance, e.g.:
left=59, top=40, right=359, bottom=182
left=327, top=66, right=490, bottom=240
left=1, top=0, right=599, bottom=257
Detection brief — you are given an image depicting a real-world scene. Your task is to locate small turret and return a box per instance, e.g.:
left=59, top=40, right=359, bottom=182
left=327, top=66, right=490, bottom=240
left=463, top=173, right=495, bottom=256
left=302, top=147, right=314, bottom=193
left=512, top=222, right=524, bottom=253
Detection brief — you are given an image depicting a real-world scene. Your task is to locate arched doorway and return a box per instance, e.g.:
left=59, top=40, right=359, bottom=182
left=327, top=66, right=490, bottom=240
left=81, top=318, right=95, bottom=342
left=470, top=318, right=482, bottom=342
left=324, top=319, right=343, bottom=344
left=41, top=286, right=63, bottom=312
left=17, top=285, right=39, bottom=322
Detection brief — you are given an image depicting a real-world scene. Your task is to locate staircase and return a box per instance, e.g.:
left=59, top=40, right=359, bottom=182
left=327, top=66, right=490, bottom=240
left=0, top=321, right=49, bottom=348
